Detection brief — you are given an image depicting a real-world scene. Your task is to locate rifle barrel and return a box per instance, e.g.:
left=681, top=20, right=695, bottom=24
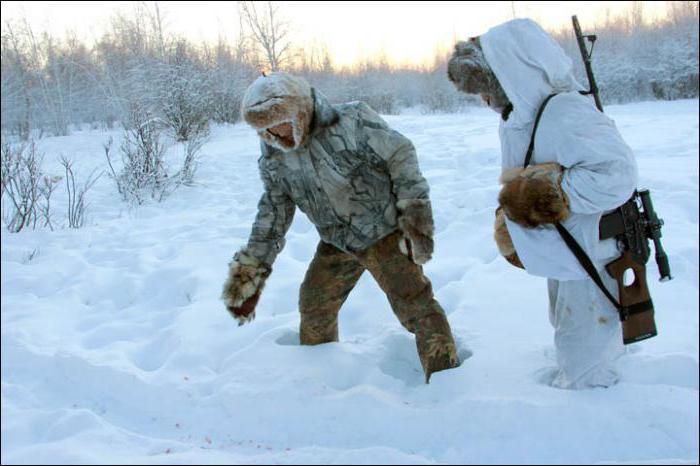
left=572, top=15, right=604, bottom=112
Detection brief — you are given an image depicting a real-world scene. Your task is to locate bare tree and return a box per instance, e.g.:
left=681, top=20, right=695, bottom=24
left=667, top=0, right=699, bottom=27
left=149, top=2, right=167, bottom=59
left=2, top=19, right=35, bottom=140
left=238, top=1, right=291, bottom=71
left=629, top=1, right=645, bottom=32
left=2, top=1, right=697, bottom=137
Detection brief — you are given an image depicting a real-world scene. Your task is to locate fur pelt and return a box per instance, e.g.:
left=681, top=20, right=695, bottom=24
left=494, top=207, right=524, bottom=269
left=396, top=199, right=434, bottom=265
left=241, top=72, right=314, bottom=152
left=221, top=248, right=271, bottom=326
left=498, top=162, right=570, bottom=228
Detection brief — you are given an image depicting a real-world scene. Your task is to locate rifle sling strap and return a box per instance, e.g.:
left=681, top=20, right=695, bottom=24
left=553, top=221, right=644, bottom=318
left=523, top=93, right=636, bottom=319
left=523, top=93, right=558, bottom=168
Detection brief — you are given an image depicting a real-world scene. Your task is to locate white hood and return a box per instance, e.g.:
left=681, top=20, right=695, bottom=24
left=479, top=19, right=638, bottom=280
left=481, top=18, right=584, bottom=128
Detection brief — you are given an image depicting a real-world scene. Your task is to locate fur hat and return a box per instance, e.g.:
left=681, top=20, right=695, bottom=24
left=447, top=38, right=511, bottom=115
left=241, top=72, right=314, bottom=151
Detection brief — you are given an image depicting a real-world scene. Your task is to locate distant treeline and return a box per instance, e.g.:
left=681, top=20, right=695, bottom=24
left=1, top=1, right=697, bottom=140
left=553, top=1, right=699, bottom=104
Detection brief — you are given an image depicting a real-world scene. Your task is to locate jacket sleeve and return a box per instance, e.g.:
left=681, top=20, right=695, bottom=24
left=244, top=152, right=296, bottom=268
left=356, top=102, right=430, bottom=202
left=542, top=96, right=638, bottom=214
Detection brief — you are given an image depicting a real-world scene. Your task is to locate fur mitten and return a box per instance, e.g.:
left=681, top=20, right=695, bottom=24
left=498, top=162, right=570, bottom=228
left=494, top=206, right=524, bottom=269
left=396, top=199, right=434, bottom=265
left=221, top=249, right=271, bottom=326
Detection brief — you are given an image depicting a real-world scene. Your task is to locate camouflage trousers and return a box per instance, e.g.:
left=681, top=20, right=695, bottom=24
left=299, top=231, right=460, bottom=382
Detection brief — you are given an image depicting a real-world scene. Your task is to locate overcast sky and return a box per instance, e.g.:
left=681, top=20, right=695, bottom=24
left=1, top=1, right=671, bottom=67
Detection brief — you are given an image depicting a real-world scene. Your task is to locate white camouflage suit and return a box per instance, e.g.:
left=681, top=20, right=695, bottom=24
left=478, top=19, right=638, bottom=388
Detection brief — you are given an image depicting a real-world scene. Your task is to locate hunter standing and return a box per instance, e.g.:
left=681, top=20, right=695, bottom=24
left=447, top=19, right=639, bottom=389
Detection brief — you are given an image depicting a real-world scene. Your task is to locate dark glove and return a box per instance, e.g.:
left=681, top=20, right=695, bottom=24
left=227, top=290, right=262, bottom=326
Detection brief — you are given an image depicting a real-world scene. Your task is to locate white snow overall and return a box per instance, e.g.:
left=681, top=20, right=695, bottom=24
left=481, top=19, right=638, bottom=388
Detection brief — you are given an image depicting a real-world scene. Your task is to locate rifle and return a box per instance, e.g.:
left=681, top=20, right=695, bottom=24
left=572, top=15, right=673, bottom=344
left=572, top=15, right=603, bottom=112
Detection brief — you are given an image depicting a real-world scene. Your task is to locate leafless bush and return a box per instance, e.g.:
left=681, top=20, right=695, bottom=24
left=1, top=140, right=102, bottom=232
left=106, top=102, right=203, bottom=203
left=158, top=41, right=212, bottom=142
left=37, top=174, right=62, bottom=230
left=106, top=107, right=176, bottom=204
left=58, top=155, right=102, bottom=228
left=177, top=133, right=205, bottom=186
left=3, top=2, right=698, bottom=140
left=1, top=141, right=44, bottom=232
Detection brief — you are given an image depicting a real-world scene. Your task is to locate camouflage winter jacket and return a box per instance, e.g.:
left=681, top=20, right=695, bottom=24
left=244, top=90, right=431, bottom=267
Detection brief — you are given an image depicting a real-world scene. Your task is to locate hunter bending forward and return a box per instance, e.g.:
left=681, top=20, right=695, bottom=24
left=221, top=72, right=460, bottom=383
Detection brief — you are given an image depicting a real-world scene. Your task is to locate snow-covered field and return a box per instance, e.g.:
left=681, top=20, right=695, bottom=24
left=2, top=99, right=698, bottom=465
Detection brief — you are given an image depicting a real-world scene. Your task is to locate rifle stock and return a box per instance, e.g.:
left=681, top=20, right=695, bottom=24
left=605, top=251, right=657, bottom=344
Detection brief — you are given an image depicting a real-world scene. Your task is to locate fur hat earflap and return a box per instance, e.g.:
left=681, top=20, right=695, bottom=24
left=396, top=199, right=435, bottom=265
left=221, top=248, right=271, bottom=326
left=498, top=162, right=570, bottom=228
left=241, top=72, right=314, bottom=152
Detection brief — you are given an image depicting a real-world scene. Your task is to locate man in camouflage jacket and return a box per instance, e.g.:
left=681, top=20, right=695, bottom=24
left=222, top=72, right=459, bottom=382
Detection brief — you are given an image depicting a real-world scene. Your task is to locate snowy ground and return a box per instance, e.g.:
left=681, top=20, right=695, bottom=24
left=1, top=99, right=698, bottom=465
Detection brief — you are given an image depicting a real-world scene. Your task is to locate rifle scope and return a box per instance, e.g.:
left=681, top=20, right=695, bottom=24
left=639, top=189, right=673, bottom=282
